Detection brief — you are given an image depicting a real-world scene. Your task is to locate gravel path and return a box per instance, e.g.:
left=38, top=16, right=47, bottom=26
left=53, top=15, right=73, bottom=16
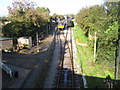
left=43, top=32, right=61, bottom=88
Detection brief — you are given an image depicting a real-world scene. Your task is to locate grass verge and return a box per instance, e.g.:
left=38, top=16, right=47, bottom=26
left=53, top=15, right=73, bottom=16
left=73, top=26, right=120, bottom=88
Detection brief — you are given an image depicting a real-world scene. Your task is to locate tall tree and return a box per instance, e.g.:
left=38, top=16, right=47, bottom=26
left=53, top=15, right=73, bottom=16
left=3, top=0, right=51, bottom=38
left=75, top=4, right=118, bottom=64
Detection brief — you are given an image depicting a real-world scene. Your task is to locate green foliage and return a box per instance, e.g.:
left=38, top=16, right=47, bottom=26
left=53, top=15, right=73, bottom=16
left=51, top=13, right=64, bottom=20
left=75, top=5, right=112, bottom=36
left=2, top=0, right=51, bottom=38
left=97, top=21, right=118, bottom=62
left=2, top=21, right=37, bottom=38
left=74, top=26, right=116, bottom=88
left=74, top=26, right=88, bottom=42
left=75, top=2, right=119, bottom=82
left=105, top=2, right=118, bottom=21
left=75, top=3, right=119, bottom=63
left=74, top=26, right=115, bottom=78
left=2, top=22, right=19, bottom=38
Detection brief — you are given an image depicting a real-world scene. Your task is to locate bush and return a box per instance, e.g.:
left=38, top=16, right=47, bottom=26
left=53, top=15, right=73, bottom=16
left=75, top=4, right=118, bottom=65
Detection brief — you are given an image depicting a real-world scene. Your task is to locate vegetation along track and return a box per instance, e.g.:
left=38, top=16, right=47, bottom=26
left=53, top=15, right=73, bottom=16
left=54, top=28, right=82, bottom=88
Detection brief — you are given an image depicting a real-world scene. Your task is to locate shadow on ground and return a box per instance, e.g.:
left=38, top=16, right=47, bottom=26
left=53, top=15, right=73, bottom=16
left=53, top=66, right=120, bottom=89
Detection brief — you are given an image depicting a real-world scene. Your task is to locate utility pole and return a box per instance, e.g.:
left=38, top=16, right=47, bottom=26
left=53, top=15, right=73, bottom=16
left=114, top=39, right=119, bottom=87
left=115, top=40, right=120, bottom=80
left=114, top=1, right=120, bottom=86
left=36, top=32, right=39, bottom=52
left=94, top=32, right=97, bottom=62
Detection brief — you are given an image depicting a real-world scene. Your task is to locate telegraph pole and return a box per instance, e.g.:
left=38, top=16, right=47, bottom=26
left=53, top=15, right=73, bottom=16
left=94, top=32, right=97, bottom=62
left=115, top=1, right=120, bottom=84
left=36, top=32, right=39, bottom=52
left=115, top=40, right=120, bottom=80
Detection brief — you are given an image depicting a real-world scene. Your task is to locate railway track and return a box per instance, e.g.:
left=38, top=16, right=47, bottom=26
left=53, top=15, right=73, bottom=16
left=54, top=28, right=82, bottom=88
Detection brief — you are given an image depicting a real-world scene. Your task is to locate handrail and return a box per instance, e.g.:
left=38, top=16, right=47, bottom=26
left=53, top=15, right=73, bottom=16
left=0, top=62, right=12, bottom=77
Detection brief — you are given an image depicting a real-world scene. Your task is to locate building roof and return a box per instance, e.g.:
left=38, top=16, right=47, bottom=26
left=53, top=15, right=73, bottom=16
left=0, top=37, right=13, bottom=41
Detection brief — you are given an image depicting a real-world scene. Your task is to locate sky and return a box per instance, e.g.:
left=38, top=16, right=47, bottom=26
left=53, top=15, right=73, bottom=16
left=0, top=0, right=105, bottom=16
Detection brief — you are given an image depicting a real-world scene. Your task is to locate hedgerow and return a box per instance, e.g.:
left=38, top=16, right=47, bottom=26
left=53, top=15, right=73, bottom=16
left=75, top=2, right=119, bottom=73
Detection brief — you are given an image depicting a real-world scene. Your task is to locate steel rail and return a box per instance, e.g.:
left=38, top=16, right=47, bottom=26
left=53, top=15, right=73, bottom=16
left=56, top=28, right=75, bottom=88
left=62, top=28, right=74, bottom=88
left=56, top=29, right=68, bottom=88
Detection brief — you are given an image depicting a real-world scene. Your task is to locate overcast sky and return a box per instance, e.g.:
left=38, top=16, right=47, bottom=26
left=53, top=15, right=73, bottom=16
left=0, top=0, right=105, bottom=16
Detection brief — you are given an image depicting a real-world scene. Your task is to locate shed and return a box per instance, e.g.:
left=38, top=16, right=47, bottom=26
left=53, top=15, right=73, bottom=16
left=0, top=38, right=13, bottom=50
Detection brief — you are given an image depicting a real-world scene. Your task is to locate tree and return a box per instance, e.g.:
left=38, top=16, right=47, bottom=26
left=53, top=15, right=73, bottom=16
left=104, top=2, right=118, bottom=21
left=75, top=4, right=118, bottom=64
left=75, top=5, right=111, bottom=37
left=3, top=0, right=51, bottom=39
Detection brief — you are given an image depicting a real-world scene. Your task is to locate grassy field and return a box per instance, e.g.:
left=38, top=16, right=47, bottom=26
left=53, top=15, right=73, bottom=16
left=73, top=26, right=120, bottom=88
